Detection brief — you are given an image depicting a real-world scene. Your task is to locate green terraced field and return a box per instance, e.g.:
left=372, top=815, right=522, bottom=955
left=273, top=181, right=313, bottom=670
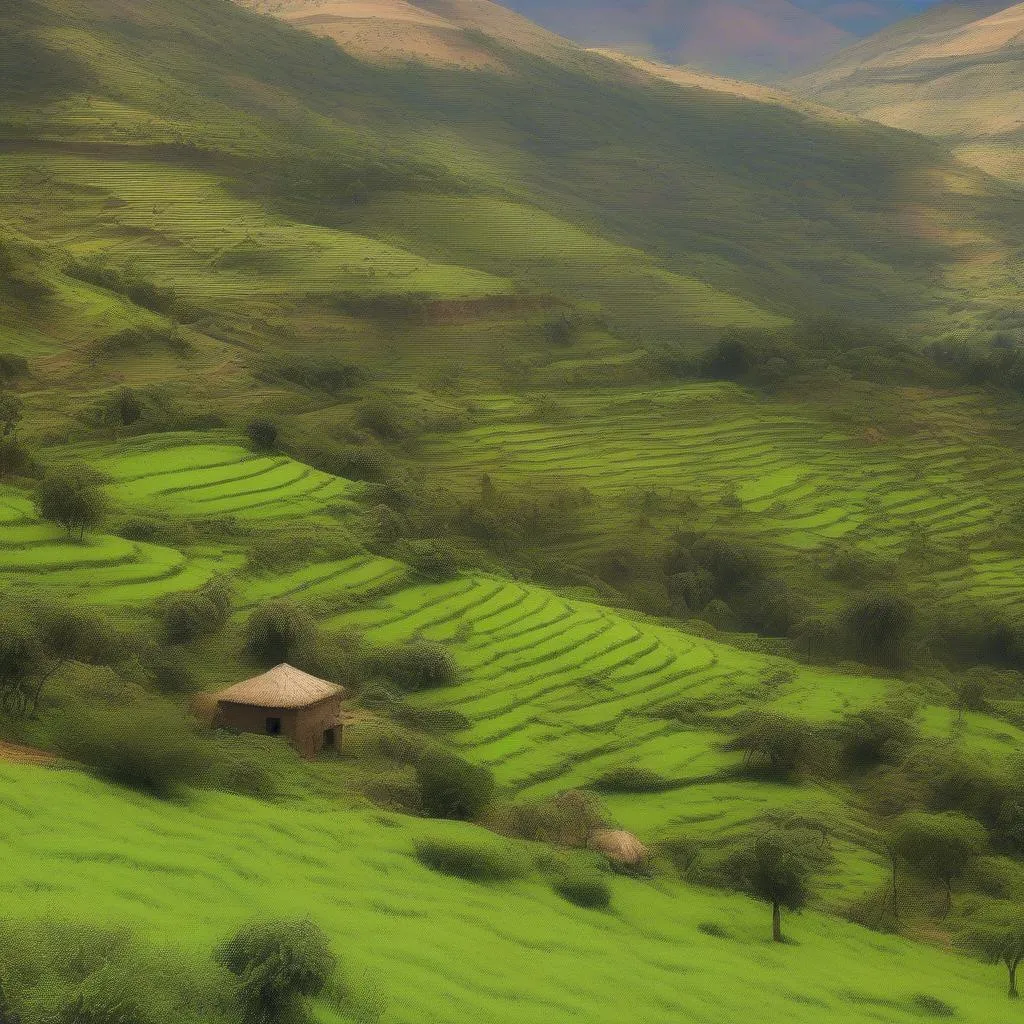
left=81, top=435, right=360, bottom=521
left=417, top=384, right=1024, bottom=609
left=0, top=760, right=1016, bottom=1024
left=0, top=489, right=237, bottom=605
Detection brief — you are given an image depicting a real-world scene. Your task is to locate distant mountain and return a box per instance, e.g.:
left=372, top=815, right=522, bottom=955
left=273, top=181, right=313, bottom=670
left=497, top=0, right=956, bottom=79
left=788, top=1, right=1024, bottom=181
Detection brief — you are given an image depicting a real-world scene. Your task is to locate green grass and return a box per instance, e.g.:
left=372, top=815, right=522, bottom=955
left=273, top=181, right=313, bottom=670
left=0, top=759, right=1015, bottom=1024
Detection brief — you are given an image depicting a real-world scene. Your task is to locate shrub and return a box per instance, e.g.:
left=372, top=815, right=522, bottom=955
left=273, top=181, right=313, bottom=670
left=846, top=590, right=916, bottom=669
left=57, top=963, right=149, bottom=1024
left=837, top=703, right=917, bottom=772
left=726, top=712, right=821, bottom=781
left=215, top=918, right=335, bottom=1024
left=355, top=396, right=408, bottom=440
left=246, top=418, right=278, bottom=452
left=552, top=866, right=612, bottom=909
left=56, top=701, right=211, bottom=798
left=416, top=752, right=495, bottom=820
left=591, top=766, right=674, bottom=793
left=160, top=580, right=232, bottom=644
left=0, top=435, right=29, bottom=479
left=414, top=835, right=529, bottom=882
left=245, top=601, right=317, bottom=666
left=365, top=642, right=457, bottom=692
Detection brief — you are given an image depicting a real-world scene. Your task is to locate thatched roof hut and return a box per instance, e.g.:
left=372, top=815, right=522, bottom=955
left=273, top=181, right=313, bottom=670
left=213, top=664, right=345, bottom=758
left=589, top=829, right=649, bottom=866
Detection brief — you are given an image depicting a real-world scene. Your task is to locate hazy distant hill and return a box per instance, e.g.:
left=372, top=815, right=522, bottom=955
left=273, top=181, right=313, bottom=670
left=789, top=1, right=1024, bottom=181
left=493, top=0, right=957, bottom=79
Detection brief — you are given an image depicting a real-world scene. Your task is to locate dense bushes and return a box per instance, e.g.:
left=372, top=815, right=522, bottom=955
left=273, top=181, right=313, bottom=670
left=414, top=835, right=530, bottom=882
left=416, top=751, right=494, bottom=820
left=363, top=642, right=457, bottom=692
left=245, top=601, right=317, bottom=666
left=591, top=766, right=675, bottom=793
left=215, top=918, right=335, bottom=1024
left=160, top=578, right=233, bottom=644
left=55, top=701, right=211, bottom=798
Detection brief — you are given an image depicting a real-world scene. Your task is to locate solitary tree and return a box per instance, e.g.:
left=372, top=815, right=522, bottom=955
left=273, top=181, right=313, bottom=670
left=245, top=600, right=317, bottom=666
left=889, top=811, right=987, bottom=916
left=33, top=465, right=106, bottom=540
left=963, top=902, right=1024, bottom=998
left=245, top=417, right=278, bottom=452
left=846, top=590, right=916, bottom=669
left=729, top=829, right=815, bottom=942
left=103, top=387, right=142, bottom=434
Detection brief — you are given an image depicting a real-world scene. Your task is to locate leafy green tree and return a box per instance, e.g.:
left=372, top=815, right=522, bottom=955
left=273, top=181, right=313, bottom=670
left=727, top=712, right=817, bottom=781
left=0, top=391, right=23, bottom=437
left=0, top=435, right=28, bottom=480
left=0, top=612, right=46, bottom=716
left=846, top=590, right=916, bottom=669
left=416, top=752, right=495, bottom=820
left=889, top=812, right=987, bottom=916
left=246, top=417, right=278, bottom=451
left=963, top=902, right=1024, bottom=998
left=34, top=465, right=107, bottom=540
left=215, top=918, right=335, bottom=1024
left=245, top=600, right=317, bottom=666
left=103, top=387, right=142, bottom=432
left=728, top=829, right=815, bottom=942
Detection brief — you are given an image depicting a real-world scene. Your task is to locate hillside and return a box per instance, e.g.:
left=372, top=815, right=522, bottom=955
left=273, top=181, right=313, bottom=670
left=789, top=2, right=1024, bottom=182
left=6, top=0, right=1024, bottom=1021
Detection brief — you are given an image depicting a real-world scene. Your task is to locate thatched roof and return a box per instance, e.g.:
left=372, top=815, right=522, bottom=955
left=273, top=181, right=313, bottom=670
left=589, top=829, right=649, bottom=865
left=214, top=664, right=344, bottom=709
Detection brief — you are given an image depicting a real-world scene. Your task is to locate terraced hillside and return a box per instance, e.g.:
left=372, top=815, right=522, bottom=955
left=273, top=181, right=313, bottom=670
left=414, top=382, right=1024, bottom=612
left=0, top=488, right=236, bottom=606
left=327, top=570, right=1024, bottom=895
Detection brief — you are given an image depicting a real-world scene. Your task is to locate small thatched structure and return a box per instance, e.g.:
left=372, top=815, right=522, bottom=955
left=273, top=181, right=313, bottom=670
left=213, top=664, right=345, bottom=758
left=589, top=829, right=649, bottom=866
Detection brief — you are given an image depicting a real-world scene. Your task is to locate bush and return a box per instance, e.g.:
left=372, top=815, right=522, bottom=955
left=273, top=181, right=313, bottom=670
left=591, top=766, right=675, bottom=793
left=245, top=601, right=317, bottom=666
left=837, top=703, right=917, bottom=772
left=355, top=396, right=408, bottom=440
left=215, top=918, right=335, bottom=1024
left=414, top=835, right=529, bottom=882
left=846, top=590, right=916, bottom=669
left=246, top=418, right=278, bottom=451
left=364, top=642, right=457, bottom=692
left=726, top=712, right=822, bottom=781
left=416, top=752, right=495, bottom=820
left=552, top=866, right=612, bottom=909
left=160, top=579, right=233, bottom=644
left=56, top=701, right=211, bottom=798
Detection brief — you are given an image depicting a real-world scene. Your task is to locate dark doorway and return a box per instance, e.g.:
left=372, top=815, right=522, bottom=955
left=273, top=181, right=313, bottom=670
left=266, top=716, right=282, bottom=736
left=323, top=727, right=337, bottom=748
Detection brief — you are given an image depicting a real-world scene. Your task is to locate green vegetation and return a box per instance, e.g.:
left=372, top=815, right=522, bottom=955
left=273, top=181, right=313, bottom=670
left=3, top=0, right=1024, bottom=1018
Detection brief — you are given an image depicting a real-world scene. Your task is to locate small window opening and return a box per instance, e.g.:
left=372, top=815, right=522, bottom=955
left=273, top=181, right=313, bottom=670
left=266, top=716, right=282, bottom=736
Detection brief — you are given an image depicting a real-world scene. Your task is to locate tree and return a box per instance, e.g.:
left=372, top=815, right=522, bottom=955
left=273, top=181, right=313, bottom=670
left=846, top=590, right=916, bottom=669
left=889, top=812, right=987, bottom=916
left=728, top=829, right=815, bottom=942
left=34, top=465, right=106, bottom=540
left=727, top=712, right=816, bottom=781
left=103, top=387, right=142, bottom=432
left=245, top=600, right=317, bottom=666
left=0, top=435, right=28, bottom=480
left=963, top=902, right=1024, bottom=998
left=214, top=918, right=335, bottom=1024
left=245, top=418, right=278, bottom=451
left=0, top=612, right=45, bottom=716
left=0, top=391, right=23, bottom=437
left=416, top=751, right=495, bottom=820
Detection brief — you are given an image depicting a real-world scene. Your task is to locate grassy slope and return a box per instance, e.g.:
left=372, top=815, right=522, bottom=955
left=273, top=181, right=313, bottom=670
left=1, top=759, right=1016, bottom=1024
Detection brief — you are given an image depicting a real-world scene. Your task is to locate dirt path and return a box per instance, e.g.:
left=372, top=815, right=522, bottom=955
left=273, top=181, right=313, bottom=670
left=0, top=741, right=56, bottom=766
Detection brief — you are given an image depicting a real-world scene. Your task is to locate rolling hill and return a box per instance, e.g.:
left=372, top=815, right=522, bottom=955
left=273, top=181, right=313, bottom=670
left=6, top=1, right=1024, bottom=1021
left=789, top=1, right=1024, bottom=181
